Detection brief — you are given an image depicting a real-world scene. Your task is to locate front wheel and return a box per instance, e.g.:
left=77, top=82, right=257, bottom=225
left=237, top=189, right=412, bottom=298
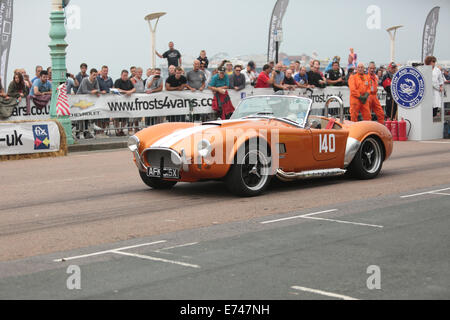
left=139, top=171, right=178, bottom=189
left=347, top=136, right=384, bottom=179
left=225, top=143, right=272, bottom=197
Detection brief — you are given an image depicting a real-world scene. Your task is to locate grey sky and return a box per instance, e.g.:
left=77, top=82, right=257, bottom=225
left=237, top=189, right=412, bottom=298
left=8, top=0, right=450, bottom=80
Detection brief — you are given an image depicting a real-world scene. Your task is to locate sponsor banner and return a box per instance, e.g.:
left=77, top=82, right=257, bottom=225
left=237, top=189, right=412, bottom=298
left=0, top=0, right=13, bottom=84
left=7, top=87, right=387, bottom=121
left=421, top=6, right=440, bottom=62
left=267, top=0, right=289, bottom=62
left=391, top=67, right=426, bottom=109
left=0, top=122, right=61, bottom=155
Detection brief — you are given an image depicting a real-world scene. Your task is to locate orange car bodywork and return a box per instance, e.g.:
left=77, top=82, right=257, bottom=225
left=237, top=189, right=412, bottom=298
left=132, top=116, right=393, bottom=183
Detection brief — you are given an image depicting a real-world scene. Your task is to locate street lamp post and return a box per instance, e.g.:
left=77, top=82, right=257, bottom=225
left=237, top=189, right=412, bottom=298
left=144, top=12, right=166, bottom=69
left=274, top=28, right=283, bottom=64
left=49, top=0, right=73, bottom=144
left=386, top=25, right=403, bottom=63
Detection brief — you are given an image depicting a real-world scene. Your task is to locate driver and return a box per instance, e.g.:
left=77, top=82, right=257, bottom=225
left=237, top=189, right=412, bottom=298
left=270, top=99, right=289, bottom=118
left=271, top=99, right=303, bottom=123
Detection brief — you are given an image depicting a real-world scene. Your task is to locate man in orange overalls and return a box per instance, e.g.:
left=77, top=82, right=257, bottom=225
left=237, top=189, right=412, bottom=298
left=348, top=63, right=371, bottom=122
left=367, top=62, right=385, bottom=124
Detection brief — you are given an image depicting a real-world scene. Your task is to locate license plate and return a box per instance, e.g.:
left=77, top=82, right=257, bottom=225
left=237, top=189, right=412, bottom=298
left=147, top=167, right=180, bottom=179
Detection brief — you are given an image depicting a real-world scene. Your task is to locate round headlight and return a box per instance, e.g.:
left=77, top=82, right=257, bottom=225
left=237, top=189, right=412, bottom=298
left=128, top=136, right=140, bottom=152
left=198, top=139, right=212, bottom=158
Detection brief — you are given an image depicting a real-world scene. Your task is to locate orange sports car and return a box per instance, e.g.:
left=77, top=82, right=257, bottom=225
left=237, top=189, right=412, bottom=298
left=128, top=95, right=393, bottom=196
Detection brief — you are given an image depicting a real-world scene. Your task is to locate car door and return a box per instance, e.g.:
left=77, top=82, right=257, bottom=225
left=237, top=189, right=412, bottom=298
left=310, top=127, right=348, bottom=168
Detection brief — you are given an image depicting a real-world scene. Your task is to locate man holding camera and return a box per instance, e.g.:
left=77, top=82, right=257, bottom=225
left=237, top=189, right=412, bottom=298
left=145, top=68, right=163, bottom=93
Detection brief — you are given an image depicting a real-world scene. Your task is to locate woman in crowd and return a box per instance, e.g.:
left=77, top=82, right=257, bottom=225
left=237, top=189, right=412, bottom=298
left=7, top=72, right=30, bottom=102
left=0, top=75, right=20, bottom=119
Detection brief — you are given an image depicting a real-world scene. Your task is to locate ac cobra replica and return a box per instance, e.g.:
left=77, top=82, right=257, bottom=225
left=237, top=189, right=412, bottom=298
left=128, top=95, right=393, bottom=197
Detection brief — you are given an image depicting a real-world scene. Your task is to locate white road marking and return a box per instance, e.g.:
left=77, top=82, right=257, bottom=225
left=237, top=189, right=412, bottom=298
left=431, top=192, right=450, bottom=196
left=291, top=286, right=359, bottom=300
left=155, top=242, right=199, bottom=252
left=53, top=240, right=167, bottom=262
left=111, top=250, right=200, bottom=269
left=401, top=187, right=450, bottom=198
left=261, top=208, right=382, bottom=228
left=302, top=217, right=383, bottom=228
left=260, top=209, right=338, bottom=224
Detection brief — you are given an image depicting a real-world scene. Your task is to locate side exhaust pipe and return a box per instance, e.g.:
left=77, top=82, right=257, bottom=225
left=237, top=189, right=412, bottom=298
left=276, top=168, right=346, bottom=182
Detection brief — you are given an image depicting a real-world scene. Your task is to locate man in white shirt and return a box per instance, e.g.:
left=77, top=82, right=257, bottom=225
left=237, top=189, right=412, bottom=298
left=199, top=61, right=211, bottom=88
left=241, top=61, right=258, bottom=86
left=425, top=56, right=444, bottom=117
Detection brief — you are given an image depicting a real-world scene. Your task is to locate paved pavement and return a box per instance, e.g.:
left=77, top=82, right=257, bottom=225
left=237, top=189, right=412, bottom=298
left=0, top=140, right=449, bottom=299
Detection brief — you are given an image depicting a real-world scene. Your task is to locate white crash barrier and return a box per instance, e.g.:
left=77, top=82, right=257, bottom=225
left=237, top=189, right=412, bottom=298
left=7, top=87, right=387, bottom=121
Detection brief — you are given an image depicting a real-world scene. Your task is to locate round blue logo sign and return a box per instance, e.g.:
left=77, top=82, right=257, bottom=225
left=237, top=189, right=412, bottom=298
left=391, top=66, right=425, bottom=109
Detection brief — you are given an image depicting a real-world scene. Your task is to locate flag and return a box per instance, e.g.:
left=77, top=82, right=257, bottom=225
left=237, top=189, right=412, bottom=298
left=267, top=0, right=289, bottom=63
left=421, top=6, right=440, bottom=62
left=56, top=83, right=70, bottom=116
left=0, top=0, right=14, bottom=84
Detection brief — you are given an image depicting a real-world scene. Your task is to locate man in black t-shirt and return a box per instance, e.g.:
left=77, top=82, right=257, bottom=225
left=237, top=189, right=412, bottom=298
left=166, top=67, right=187, bottom=91
left=307, top=60, right=326, bottom=88
left=325, top=61, right=345, bottom=86
left=113, top=70, right=136, bottom=136
left=114, top=70, right=136, bottom=96
left=282, top=69, right=298, bottom=91
left=156, top=41, right=182, bottom=67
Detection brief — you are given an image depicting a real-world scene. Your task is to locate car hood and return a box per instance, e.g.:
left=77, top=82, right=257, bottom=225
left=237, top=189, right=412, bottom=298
left=135, top=118, right=271, bottom=154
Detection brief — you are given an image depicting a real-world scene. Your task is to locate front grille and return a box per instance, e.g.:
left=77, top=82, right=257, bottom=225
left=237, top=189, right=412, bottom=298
left=144, top=148, right=182, bottom=168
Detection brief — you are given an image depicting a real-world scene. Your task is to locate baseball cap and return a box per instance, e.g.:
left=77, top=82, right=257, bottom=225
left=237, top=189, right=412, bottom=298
left=389, top=62, right=397, bottom=69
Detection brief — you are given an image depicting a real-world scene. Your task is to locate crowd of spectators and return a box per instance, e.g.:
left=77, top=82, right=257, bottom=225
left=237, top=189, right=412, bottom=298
left=2, top=42, right=449, bottom=135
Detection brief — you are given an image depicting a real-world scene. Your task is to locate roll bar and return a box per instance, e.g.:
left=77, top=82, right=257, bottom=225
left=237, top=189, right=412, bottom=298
left=324, top=96, right=345, bottom=124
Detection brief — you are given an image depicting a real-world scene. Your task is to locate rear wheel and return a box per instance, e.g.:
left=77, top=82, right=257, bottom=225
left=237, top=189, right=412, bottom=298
left=225, top=141, right=272, bottom=197
left=139, top=171, right=178, bottom=189
left=347, top=136, right=384, bottom=179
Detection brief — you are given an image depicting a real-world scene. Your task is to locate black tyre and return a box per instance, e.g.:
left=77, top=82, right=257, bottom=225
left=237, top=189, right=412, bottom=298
left=347, top=136, right=384, bottom=179
left=139, top=171, right=178, bottom=189
left=225, top=141, right=272, bottom=197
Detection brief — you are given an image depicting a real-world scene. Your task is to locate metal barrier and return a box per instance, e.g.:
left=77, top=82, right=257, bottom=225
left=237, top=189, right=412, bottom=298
left=71, top=114, right=216, bottom=140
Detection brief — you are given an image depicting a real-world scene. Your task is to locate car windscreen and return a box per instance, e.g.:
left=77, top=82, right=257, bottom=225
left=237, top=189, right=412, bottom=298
left=231, top=96, right=311, bottom=126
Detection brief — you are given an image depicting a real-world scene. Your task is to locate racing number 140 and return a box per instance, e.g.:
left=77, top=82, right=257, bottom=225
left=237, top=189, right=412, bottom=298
left=319, top=134, right=336, bottom=153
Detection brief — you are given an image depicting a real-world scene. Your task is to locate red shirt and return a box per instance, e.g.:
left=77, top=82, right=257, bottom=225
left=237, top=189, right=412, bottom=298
left=255, top=72, right=271, bottom=88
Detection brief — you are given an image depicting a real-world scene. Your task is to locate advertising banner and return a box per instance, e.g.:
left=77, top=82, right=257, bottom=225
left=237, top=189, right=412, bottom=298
left=6, top=87, right=387, bottom=121
left=421, top=6, right=440, bottom=62
left=267, top=0, right=289, bottom=63
left=0, top=0, right=13, bottom=84
left=0, top=121, right=61, bottom=155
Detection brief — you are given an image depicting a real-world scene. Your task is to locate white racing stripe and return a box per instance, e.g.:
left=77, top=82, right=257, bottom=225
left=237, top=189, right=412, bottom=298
left=291, top=286, right=359, bottom=300
left=151, top=125, right=217, bottom=148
